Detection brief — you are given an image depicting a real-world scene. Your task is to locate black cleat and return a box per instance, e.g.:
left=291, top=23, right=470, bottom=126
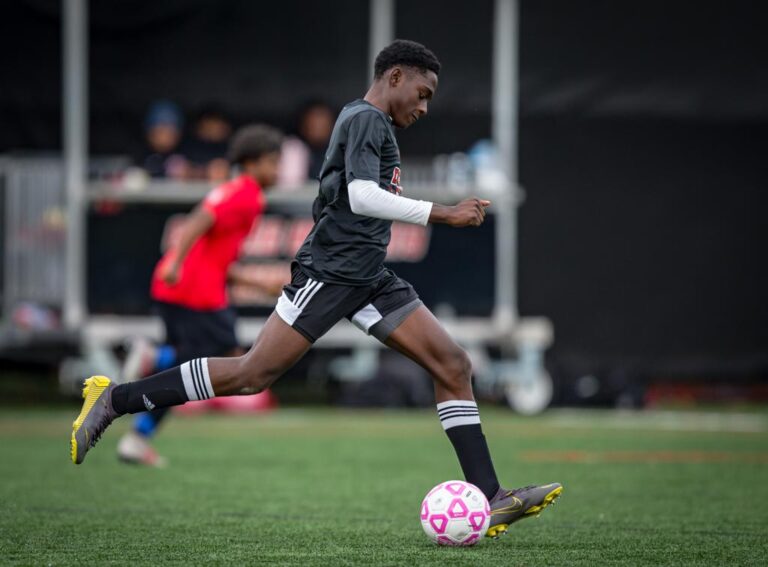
left=486, top=482, right=563, bottom=538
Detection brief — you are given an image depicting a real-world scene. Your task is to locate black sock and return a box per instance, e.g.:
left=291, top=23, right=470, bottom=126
left=112, top=358, right=214, bottom=415
left=438, top=400, right=500, bottom=500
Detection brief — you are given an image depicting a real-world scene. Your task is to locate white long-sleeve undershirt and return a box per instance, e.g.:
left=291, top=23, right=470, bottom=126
left=348, top=179, right=433, bottom=226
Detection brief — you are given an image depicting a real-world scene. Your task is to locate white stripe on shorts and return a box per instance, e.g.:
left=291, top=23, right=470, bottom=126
left=276, top=292, right=301, bottom=325
left=351, top=304, right=383, bottom=334
left=275, top=280, right=325, bottom=326
left=297, top=281, right=323, bottom=309
left=293, top=279, right=317, bottom=307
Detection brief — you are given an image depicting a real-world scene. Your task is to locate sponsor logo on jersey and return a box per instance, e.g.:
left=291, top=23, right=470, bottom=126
left=389, top=166, right=403, bottom=195
left=142, top=395, right=156, bottom=411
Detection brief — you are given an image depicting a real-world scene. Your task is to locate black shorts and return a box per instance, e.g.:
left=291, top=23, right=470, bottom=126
left=275, top=262, right=422, bottom=343
left=154, top=301, right=239, bottom=362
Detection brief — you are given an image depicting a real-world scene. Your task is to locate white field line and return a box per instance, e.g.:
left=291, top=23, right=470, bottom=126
left=544, top=409, right=768, bottom=433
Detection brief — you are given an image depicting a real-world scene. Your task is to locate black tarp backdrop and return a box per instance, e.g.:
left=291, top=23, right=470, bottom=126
left=2, top=0, right=767, bottom=389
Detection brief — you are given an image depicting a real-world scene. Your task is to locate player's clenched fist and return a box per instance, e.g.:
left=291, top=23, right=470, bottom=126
left=430, top=198, right=491, bottom=227
left=159, top=261, right=182, bottom=286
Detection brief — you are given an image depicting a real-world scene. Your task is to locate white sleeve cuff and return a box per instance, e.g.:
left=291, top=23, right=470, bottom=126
left=348, top=179, right=432, bottom=226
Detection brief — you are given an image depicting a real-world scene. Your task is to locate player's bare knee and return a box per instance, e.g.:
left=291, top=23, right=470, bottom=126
left=232, top=356, right=268, bottom=394
left=440, top=348, right=473, bottom=394
left=236, top=374, right=266, bottom=395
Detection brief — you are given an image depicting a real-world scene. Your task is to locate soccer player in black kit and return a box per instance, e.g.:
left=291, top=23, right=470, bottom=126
left=70, top=40, right=562, bottom=538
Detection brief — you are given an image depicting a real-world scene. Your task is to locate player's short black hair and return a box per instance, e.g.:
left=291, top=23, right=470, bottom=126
left=374, top=39, right=441, bottom=79
left=227, top=124, right=283, bottom=165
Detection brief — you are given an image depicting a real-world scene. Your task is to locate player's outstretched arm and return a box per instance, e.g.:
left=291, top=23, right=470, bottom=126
left=429, top=198, right=491, bottom=227
left=227, top=264, right=286, bottom=297
left=348, top=179, right=490, bottom=228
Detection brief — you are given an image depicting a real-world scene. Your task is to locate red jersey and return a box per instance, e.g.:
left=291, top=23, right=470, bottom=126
left=151, top=174, right=266, bottom=310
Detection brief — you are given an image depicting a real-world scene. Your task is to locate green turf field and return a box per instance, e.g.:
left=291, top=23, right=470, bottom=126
left=1, top=407, right=767, bottom=566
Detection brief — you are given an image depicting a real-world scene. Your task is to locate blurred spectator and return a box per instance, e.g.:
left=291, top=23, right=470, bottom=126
left=278, top=100, right=335, bottom=187
left=142, top=100, right=188, bottom=179
left=300, top=100, right=335, bottom=178
left=180, top=105, right=233, bottom=182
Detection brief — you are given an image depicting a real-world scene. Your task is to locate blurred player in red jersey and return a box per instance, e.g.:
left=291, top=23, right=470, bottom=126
left=117, top=124, right=285, bottom=466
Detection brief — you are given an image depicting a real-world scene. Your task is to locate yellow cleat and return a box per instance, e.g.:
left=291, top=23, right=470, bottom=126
left=70, top=376, right=119, bottom=464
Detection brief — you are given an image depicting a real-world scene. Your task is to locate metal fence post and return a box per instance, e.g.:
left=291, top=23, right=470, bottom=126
left=62, top=0, right=88, bottom=330
left=369, top=0, right=395, bottom=83
left=492, top=0, right=519, bottom=333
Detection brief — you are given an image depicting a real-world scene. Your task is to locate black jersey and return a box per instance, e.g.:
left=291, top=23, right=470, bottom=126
left=295, top=99, right=403, bottom=286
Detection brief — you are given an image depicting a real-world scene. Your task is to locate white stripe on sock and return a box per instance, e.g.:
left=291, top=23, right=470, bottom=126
left=199, top=357, right=214, bottom=399
left=438, top=406, right=479, bottom=416
left=441, top=414, right=482, bottom=430
left=180, top=361, right=202, bottom=401
left=437, top=400, right=478, bottom=411
left=439, top=411, right=480, bottom=420
left=436, top=400, right=481, bottom=430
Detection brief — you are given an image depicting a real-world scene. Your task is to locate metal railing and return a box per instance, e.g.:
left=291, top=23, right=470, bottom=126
left=0, top=156, right=130, bottom=332
left=2, top=158, right=67, bottom=317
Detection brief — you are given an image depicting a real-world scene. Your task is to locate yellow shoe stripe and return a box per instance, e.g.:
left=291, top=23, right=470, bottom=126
left=70, top=433, right=78, bottom=463
left=71, top=376, right=112, bottom=434
left=486, top=524, right=509, bottom=538
left=524, top=485, right=563, bottom=515
left=491, top=496, right=523, bottom=515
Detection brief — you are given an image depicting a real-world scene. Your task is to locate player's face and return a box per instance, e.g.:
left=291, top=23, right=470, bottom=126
left=390, top=68, right=438, bottom=128
left=252, top=151, right=281, bottom=188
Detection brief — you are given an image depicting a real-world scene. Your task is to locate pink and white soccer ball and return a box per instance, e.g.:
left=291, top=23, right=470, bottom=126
left=420, top=480, right=491, bottom=546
